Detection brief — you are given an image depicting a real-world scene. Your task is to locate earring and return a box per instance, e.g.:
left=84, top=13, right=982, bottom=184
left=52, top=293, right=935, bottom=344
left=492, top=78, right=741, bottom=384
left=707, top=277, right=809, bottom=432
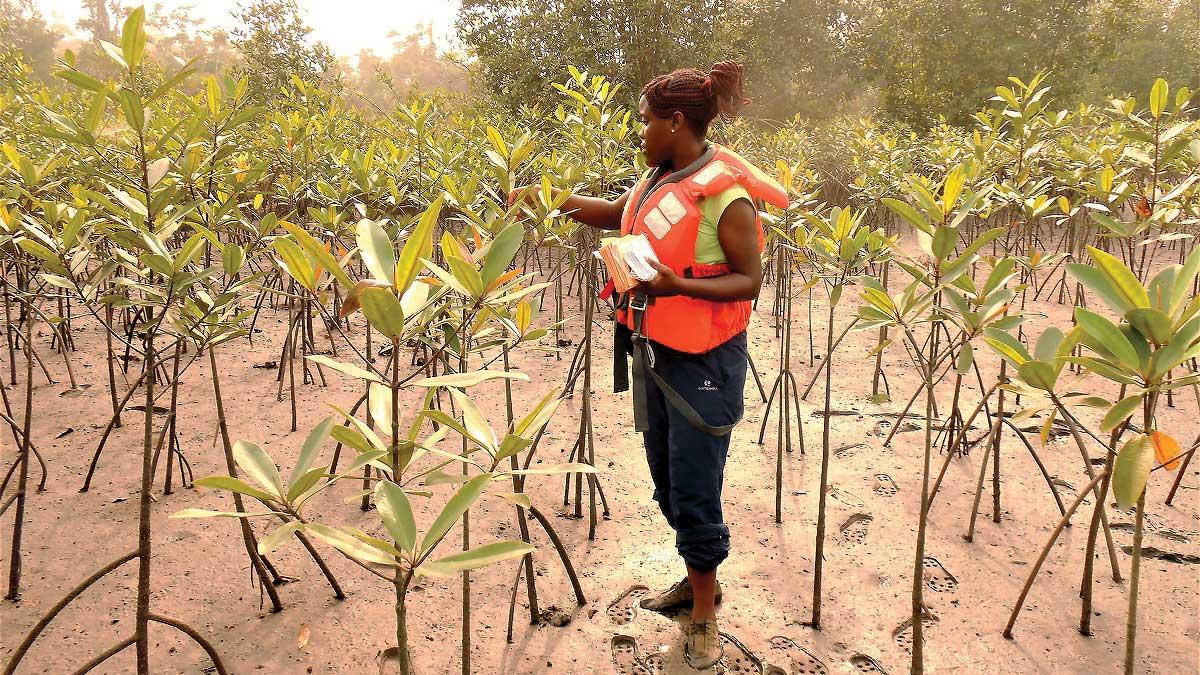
left=672, top=128, right=677, bottom=134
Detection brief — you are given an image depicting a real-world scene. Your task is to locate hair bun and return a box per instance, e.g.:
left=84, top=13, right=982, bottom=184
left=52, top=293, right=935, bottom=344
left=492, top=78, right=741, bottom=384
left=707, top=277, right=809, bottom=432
left=707, top=60, right=750, bottom=119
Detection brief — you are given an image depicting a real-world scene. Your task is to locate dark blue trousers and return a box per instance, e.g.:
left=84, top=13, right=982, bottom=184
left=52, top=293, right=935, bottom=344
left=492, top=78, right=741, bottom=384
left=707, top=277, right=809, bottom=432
left=641, top=331, right=747, bottom=572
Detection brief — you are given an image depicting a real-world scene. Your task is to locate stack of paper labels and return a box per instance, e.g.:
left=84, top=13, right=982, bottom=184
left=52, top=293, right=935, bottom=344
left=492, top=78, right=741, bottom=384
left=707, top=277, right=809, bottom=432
left=596, top=233, right=660, bottom=292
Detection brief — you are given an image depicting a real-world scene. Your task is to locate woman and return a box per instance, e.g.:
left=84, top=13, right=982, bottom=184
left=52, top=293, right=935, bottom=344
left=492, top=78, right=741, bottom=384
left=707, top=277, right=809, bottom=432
left=512, top=61, right=787, bottom=668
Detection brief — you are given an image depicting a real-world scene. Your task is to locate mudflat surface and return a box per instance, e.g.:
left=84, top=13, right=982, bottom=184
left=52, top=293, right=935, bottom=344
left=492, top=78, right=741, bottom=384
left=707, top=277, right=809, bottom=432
left=2, top=275, right=1198, bottom=674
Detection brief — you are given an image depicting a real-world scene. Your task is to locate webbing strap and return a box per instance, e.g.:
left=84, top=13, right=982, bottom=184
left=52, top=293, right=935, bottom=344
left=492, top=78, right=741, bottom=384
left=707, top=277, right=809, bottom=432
left=625, top=295, right=739, bottom=437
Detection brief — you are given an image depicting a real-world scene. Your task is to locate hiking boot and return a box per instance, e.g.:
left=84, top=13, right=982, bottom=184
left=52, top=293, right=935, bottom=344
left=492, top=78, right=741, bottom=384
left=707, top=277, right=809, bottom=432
left=638, top=577, right=724, bottom=612
left=685, top=618, right=723, bottom=669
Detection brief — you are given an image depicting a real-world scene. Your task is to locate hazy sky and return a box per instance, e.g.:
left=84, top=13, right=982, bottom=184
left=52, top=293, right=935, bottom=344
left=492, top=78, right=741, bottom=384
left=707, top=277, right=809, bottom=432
left=35, top=0, right=462, bottom=59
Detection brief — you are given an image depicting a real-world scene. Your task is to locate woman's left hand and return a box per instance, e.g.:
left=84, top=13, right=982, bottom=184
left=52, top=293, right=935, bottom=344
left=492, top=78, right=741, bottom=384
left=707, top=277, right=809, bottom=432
left=636, top=260, right=680, bottom=297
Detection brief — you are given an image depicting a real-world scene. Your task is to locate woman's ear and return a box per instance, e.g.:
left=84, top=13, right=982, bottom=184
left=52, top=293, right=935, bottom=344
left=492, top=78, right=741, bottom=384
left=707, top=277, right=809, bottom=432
left=671, top=111, right=685, bottom=134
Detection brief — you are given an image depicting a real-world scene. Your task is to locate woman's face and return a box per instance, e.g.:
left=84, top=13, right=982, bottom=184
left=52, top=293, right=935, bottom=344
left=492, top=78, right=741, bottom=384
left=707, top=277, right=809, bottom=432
left=638, top=96, right=675, bottom=168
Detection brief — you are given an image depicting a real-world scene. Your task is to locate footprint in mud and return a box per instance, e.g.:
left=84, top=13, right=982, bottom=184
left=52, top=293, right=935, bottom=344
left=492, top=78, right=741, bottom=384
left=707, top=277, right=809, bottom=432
left=607, top=585, right=649, bottom=626
left=849, top=654, right=888, bottom=673
left=922, top=556, right=958, bottom=593
left=716, top=633, right=764, bottom=674
left=873, top=474, right=899, bottom=497
left=611, top=635, right=655, bottom=675
left=839, top=513, right=873, bottom=545
left=892, top=610, right=939, bottom=654
left=768, top=635, right=828, bottom=675
left=830, top=487, right=865, bottom=508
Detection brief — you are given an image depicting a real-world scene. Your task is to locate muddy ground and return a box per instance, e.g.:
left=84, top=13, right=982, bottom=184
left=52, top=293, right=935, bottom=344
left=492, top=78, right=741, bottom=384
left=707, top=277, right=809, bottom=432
left=1, top=272, right=1198, bottom=674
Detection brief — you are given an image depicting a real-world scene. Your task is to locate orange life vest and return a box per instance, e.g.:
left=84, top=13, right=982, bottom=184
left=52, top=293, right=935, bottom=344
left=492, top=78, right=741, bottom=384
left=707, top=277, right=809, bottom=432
left=615, top=144, right=789, bottom=354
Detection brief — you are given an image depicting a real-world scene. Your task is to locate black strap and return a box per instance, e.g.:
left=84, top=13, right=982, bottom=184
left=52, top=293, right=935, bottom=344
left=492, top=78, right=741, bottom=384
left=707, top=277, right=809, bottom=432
left=624, top=295, right=739, bottom=437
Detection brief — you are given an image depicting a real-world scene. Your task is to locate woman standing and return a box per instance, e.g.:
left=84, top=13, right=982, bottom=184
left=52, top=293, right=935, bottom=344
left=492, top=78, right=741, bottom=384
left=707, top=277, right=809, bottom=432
left=513, top=61, right=787, bottom=668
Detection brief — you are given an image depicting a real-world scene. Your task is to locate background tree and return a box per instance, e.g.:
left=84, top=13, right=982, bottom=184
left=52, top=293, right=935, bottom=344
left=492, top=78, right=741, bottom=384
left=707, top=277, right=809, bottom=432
left=231, top=0, right=335, bottom=102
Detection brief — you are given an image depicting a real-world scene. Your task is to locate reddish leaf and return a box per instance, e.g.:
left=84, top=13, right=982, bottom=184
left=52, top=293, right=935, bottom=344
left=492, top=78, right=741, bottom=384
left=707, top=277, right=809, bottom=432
left=1150, top=431, right=1182, bottom=470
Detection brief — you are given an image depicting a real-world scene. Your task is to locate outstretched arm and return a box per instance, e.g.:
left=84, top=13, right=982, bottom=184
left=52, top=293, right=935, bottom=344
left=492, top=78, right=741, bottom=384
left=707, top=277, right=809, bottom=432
left=637, top=198, right=761, bottom=302
left=510, top=186, right=629, bottom=231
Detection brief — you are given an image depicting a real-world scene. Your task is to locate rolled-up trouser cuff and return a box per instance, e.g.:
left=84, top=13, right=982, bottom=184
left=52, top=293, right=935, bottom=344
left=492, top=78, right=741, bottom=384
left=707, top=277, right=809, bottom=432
left=676, top=523, right=730, bottom=572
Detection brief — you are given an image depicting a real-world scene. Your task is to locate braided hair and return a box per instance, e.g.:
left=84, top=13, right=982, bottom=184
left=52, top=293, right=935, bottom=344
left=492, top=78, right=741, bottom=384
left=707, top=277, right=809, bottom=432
left=640, top=60, right=750, bottom=137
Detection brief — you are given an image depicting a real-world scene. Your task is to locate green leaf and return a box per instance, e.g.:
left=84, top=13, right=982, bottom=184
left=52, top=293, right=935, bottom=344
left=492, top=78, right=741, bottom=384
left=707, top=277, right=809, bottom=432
left=506, top=462, right=599, bottom=476
left=419, top=540, right=535, bottom=578
left=56, top=68, right=106, bottom=92
left=282, top=221, right=353, bottom=288
left=481, top=223, right=524, bottom=287
left=118, top=89, right=144, bottom=132
left=193, top=475, right=277, bottom=503
left=1112, top=434, right=1153, bottom=509
left=882, top=198, right=930, bottom=233
left=420, top=473, right=492, bottom=556
left=169, top=508, right=277, bottom=519
left=1074, top=307, right=1139, bottom=371
left=1034, top=327, right=1065, bottom=364
left=983, top=327, right=1031, bottom=366
left=303, top=523, right=397, bottom=566
left=447, top=388, right=497, bottom=453
left=1067, top=263, right=1130, bottom=317
left=1018, top=360, right=1057, bottom=391
left=375, top=480, right=417, bottom=553
left=232, top=440, right=284, bottom=498
left=360, top=286, right=406, bottom=339
left=955, top=342, right=974, bottom=375
left=306, top=355, right=381, bottom=383
left=1124, top=307, right=1172, bottom=346
left=257, top=522, right=302, bottom=555
left=120, top=6, right=146, bottom=70
left=1086, top=246, right=1149, bottom=312
left=286, top=466, right=327, bottom=502
left=289, top=416, right=335, bottom=487
left=447, top=255, right=485, bottom=297
left=1149, top=78, right=1167, bottom=119
left=395, top=196, right=443, bottom=294
left=1101, top=395, right=1142, bottom=433
left=356, top=218, right=396, bottom=286
left=411, top=369, right=530, bottom=388
left=273, top=237, right=315, bottom=291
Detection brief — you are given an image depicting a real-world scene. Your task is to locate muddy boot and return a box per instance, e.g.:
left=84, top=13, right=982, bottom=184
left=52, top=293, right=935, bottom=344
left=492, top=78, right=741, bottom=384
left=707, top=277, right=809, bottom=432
left=685, top=618, right=723, bottom=669
left=638, top=577, right=724, bottom=612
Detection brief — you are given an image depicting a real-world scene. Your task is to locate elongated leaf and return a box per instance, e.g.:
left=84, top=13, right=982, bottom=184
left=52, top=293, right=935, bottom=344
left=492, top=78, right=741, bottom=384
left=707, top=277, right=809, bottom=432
left=286, top=466, right=327, bottom=502
left=257, top=522, right=303, bottom=555
left=411, top=370, right=530, bottom=388
left=305, top=355, right=381, bottom=383
left=357, top=218, right=396, bottom=285
left=283, top=221, right=353, bottom=288
left=1018, top=360, right=1057, bottom=391
left=1125, top=307, right=1171, bottom=346
left=1074, top=307, right=1139, bottom=372
left=395, top=196, right=443, bottom=294
left=193, top=475, right=277, bottom=503
left=169, top=508, right=277, bottom=519
left=375, top=480, right=417, bottom=553
left=419, top=540, right=535, bottom=578
left=274, top=237, right=315, bottom=291
left=1149, top=78, right=1167, bottom=118
left=1086, top=246, right=1148, bottom=312
left=1101, top=395, right=1142, bottom=433
left=360, top=286, right=405, bottom=339
left=447, top=388, right=497, bottom=453
left=290, top=416, right=335, bottom=487
left=233, top=440, right=284, bottom=497
left=304, top=523, right=396, bottom=566
left=1112, top=434, right=1153, bottom=509
left=481, top=223, right=524, bottom=287
left=368, top=381, right=393, bottom=433
left=420, top=473, right=492, bottom=555
left=507, top=462, right=599, bottom=476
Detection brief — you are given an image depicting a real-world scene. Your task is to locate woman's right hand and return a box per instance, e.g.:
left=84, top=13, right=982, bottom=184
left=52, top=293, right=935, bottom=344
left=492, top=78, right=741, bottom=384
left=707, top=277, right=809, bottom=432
left=507, top=184, right=543, bottom=208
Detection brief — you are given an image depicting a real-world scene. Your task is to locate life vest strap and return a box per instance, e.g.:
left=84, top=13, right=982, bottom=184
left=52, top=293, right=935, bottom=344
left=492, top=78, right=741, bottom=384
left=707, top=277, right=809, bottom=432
left=619, top=294, right=739, bottom=437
